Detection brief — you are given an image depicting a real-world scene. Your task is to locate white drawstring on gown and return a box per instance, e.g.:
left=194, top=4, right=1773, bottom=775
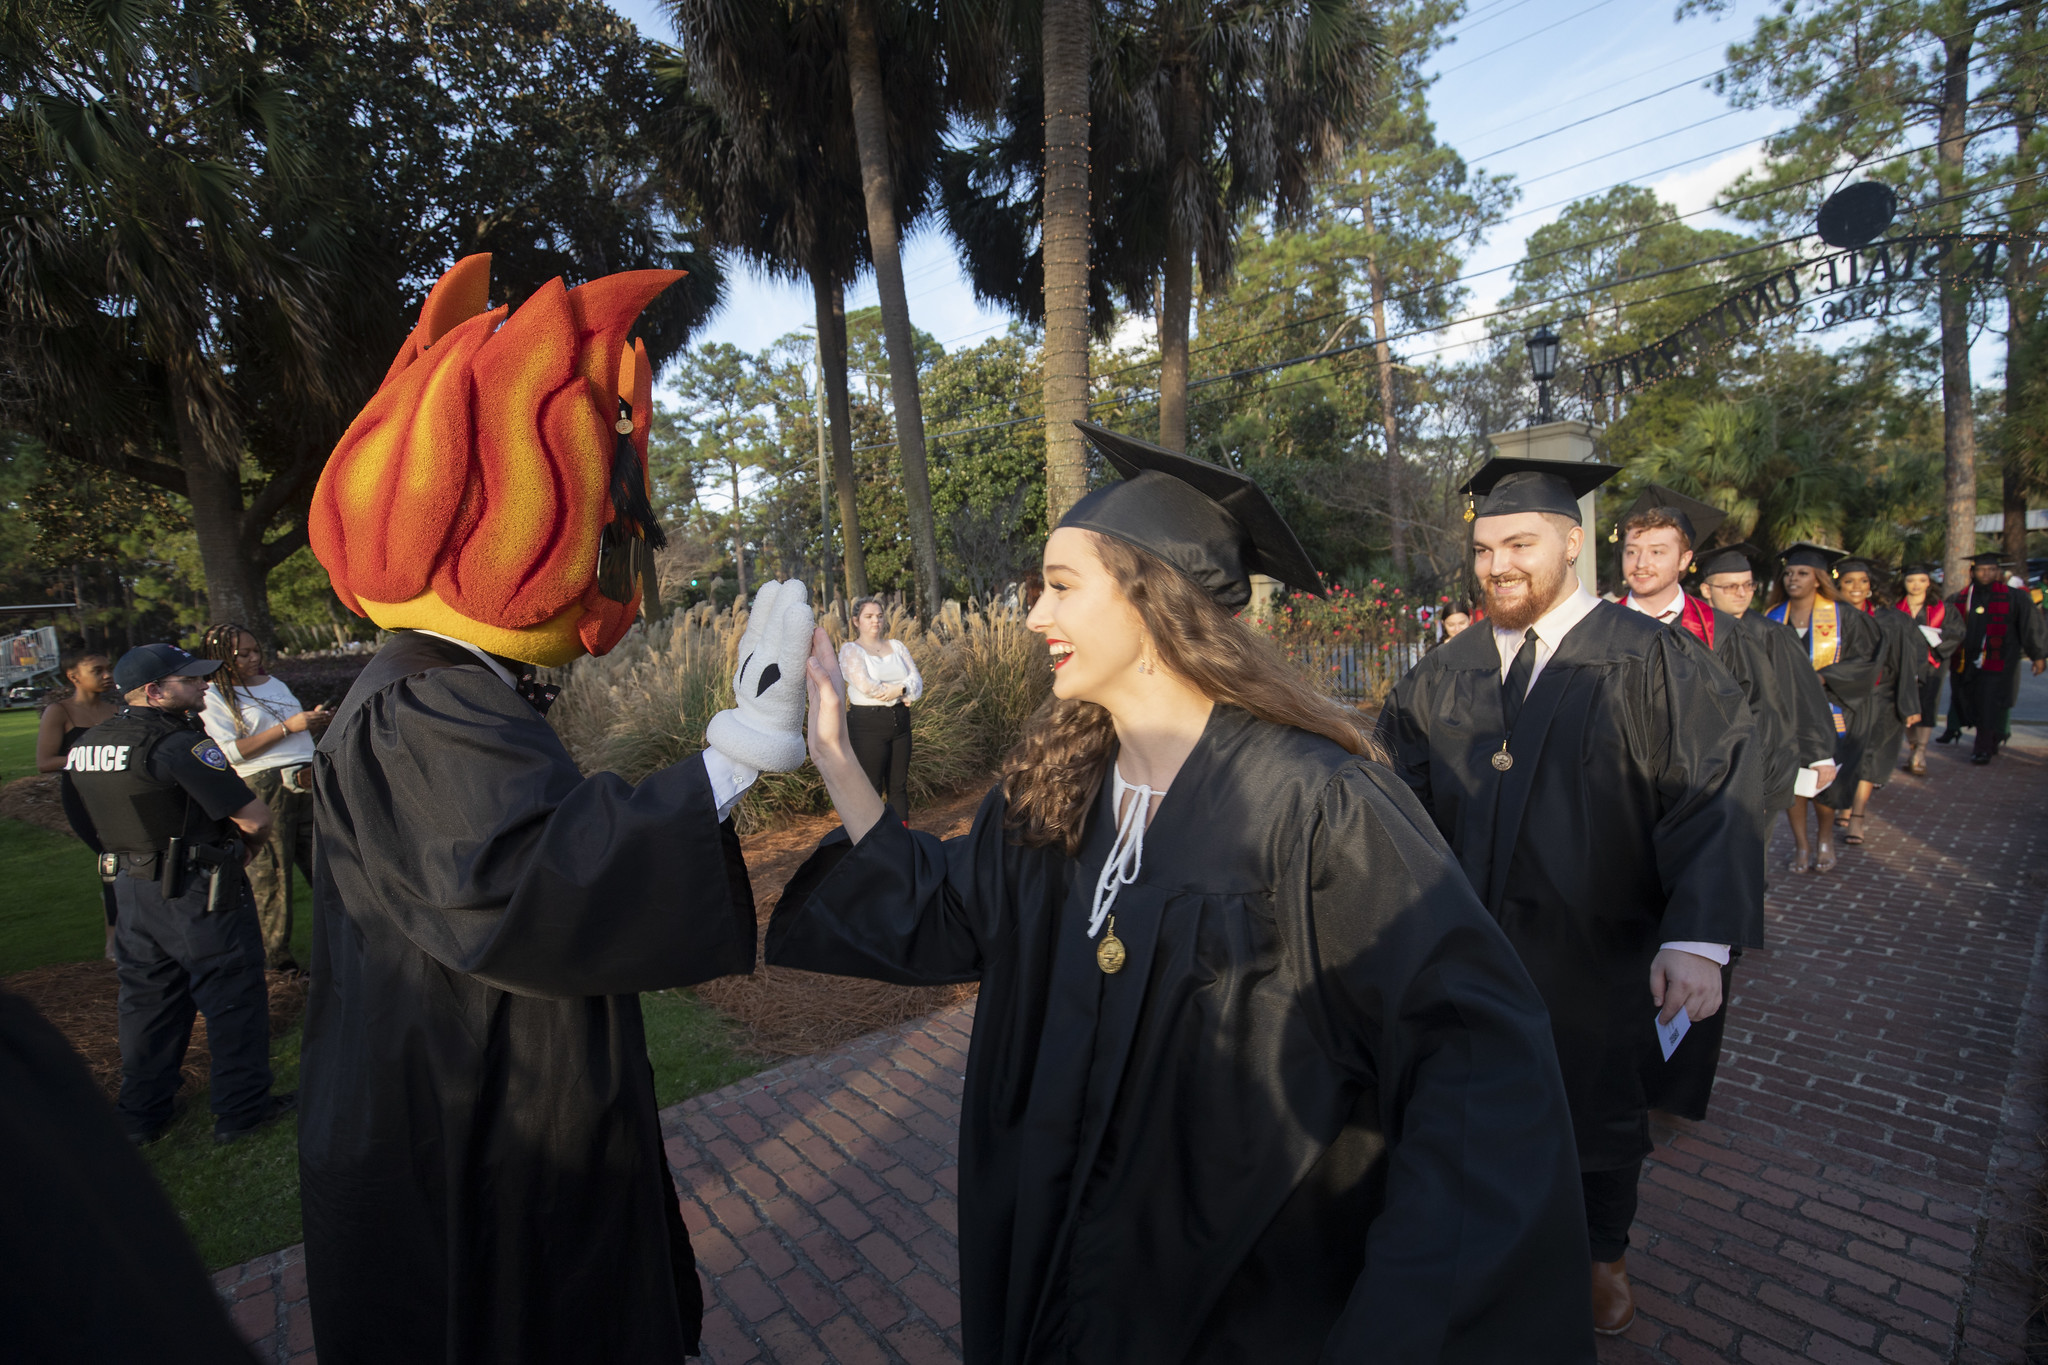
left=1088, top=765, right=1156, bottom=939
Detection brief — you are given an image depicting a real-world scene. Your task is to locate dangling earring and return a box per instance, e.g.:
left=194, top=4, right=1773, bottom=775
left=1137, top=654, right=1154, bottom=675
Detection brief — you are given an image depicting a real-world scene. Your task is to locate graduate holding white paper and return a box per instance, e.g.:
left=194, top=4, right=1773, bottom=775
left=1378, top=455, right=1765, bottom=1338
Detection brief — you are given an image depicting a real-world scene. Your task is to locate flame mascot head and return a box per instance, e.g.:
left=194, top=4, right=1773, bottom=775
left=311, top=254, right=679, bottom=667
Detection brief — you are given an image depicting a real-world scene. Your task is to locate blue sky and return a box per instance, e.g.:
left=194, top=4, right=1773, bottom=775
left=603, top=0, right=1798, bottom=362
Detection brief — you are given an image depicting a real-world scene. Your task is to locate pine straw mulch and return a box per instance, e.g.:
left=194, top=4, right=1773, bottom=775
left=698, top=783, right=987, bottom=1058
left=0, top=778, right=993, bottom=1086
left=3, top=959, right=310, bottom=1098
left=1, top=772, right=75, bottom=837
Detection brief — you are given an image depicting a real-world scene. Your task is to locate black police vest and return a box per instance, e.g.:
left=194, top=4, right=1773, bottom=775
left=64, top=708, right=213, bottom=856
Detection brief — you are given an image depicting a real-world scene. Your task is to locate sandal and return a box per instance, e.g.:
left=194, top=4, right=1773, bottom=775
left=1910, top=753, right=1928, bottom=776
left=1833, top=813, right=1850, bottom=828
left=1843, top=816, right=1865, bottom=846
left=1786, top=855, right=1812, bottom=874
left=1815, top=847, right=1838, bottom=872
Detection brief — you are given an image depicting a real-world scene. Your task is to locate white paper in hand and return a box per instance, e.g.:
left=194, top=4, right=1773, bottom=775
left=1793, top=765, right=1822, bottom=798
left=1918, top=624, right=1943, bottom=649
left=1656, top=1006, right=1692, bottom=1062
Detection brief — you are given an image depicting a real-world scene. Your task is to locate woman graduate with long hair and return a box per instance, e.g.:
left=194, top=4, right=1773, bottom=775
left=770, top=424, right=1592, bottom=1364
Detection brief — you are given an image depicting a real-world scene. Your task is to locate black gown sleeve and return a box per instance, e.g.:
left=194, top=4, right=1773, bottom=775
left=2020, top=591, right=2048, bottom=661
left=766, top=784, right=1026, bottom=986
left=1292, top=765, right=1593, bottom=1364
left=1773, top=626, right=1838, bottom=768
left=1630, top=631, right=1766, bottom=946
left=1878, top=611, right=1921, bottom=719
left=1816, top=607, right=1881, bottom=706
left=325, top=666, right=755, bottom=998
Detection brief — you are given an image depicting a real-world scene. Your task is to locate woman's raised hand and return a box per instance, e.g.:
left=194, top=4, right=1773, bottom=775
left=805, top=626, right=887, bottom=841
left=805, top=627, right=849, bottom=757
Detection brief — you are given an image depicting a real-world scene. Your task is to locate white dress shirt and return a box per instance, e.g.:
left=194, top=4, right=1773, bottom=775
left=1494, top=583, right=1602, bottom=692
left=1623, top=588, right=1685, bottom=625
left=415, top=630, right=757, bottom=820
left=1492, top=591, right=1729, bottom=968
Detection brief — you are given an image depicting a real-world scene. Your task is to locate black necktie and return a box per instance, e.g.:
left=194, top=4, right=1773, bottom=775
left=1501, top=627, right=1539, bottom=732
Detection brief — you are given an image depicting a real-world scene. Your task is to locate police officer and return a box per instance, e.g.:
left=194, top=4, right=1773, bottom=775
left=66, top=643, right=294, bottom=1147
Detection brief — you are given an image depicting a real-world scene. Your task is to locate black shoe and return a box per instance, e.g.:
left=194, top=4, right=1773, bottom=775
left=1936, top=731, right=1961, bottom=744
left=214, top=1091, right=298, bottom=1146
left=1970, top=753, right=1991, bottom=765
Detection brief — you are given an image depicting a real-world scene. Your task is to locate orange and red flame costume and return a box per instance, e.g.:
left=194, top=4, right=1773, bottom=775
left=311, top=254, right=676, bottom=666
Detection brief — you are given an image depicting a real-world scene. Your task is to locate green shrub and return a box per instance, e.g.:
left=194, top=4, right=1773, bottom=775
left=548, top=597, right=1050, bottom=832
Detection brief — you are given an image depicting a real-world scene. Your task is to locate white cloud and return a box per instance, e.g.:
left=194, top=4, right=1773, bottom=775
left=1649, top=141, right=1772, bottom=221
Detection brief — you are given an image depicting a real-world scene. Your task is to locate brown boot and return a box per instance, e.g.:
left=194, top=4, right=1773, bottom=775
left=1591, top=1257, right=1635, bottom=1335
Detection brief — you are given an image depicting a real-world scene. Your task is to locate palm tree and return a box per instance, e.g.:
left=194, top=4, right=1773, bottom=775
left=649, top=12, right=908, bottom=600
left=1, top=0, right=333, bottom=639
left=1136, top=1, right=1381, bottom=451
left=946, top=2, right=1381, bottom=454
left=1041, top=0, right=1095, bottom=519
left=668, top=0, right=988, bottom=611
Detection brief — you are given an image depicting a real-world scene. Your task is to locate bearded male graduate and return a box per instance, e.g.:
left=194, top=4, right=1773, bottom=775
left=1696, top=543, right=1838, bottom=812
left=299, top=256, right=818, bottom=1365
left=1378, top=457, right=1765, bottom=1337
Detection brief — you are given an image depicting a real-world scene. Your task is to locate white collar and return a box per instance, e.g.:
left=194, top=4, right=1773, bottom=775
left=1496, top=583, right=1601, bottom=656
left=1623, top=587, right=1685, bottom=621
left=412, top=630, right=518, bottom=690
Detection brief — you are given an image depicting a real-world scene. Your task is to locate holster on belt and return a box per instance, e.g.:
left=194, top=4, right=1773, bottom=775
left=155, top=837, right=246, bottom=911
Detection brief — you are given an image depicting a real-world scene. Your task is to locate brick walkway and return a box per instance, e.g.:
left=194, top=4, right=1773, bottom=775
left=218, top=739, right=2048, bottom=1363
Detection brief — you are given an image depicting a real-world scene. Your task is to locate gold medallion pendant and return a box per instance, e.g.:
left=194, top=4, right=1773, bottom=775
left=1096, top=917, right=1127, bottom=974
left=1491, top=744, right=1514, bottom=772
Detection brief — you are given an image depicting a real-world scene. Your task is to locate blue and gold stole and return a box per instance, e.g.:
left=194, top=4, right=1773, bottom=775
left=1768, top=597, right=1847, bottom=732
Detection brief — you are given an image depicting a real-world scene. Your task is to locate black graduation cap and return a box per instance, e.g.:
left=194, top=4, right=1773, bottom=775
left=1966, top=551, right=2010, bottom=567
left=1614, top=483, right=1727, bottom=549
left=1832, top=556, right=1884, bottom=581
left=1693, top=542, right=1763, bottom=577
left=1458, top=456, right=1620, bottom=523
left=1062, top=421, right=1323, bottom=609
left=1898, top=561, right=1941, bottom=577
left=1778, top=541, right=1847, bottom=572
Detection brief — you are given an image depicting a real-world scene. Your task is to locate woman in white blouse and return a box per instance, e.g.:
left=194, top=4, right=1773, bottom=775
left=838, top=597, right=924, bottom=820
left=198, top=624, right=330, bottom=973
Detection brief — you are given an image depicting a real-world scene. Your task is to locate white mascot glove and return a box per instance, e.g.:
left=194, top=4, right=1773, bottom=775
left=706, top=578, right=814, bottom=773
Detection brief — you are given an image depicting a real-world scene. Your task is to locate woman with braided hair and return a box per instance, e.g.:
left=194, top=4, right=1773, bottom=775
left=196, top=623, right=329, bottom=973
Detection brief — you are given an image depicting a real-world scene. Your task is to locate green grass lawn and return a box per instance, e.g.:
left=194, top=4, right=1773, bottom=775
left=0, top=807, right=765, bottom=1270
left=1, top=706, right=43, bottom=783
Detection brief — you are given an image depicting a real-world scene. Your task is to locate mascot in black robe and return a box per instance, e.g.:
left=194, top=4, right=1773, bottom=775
left=300, top=254, right=816, bottom=1364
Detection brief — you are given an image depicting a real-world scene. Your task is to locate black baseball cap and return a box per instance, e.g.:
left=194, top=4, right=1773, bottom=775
left=113, top=643, right=221, bottom=693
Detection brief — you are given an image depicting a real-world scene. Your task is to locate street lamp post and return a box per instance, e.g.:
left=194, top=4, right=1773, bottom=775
left=1526, top=323, right=1560, bottom=425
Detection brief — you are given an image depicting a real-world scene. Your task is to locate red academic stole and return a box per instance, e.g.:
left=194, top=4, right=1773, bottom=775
left=1969, top=580, right=2013, bottom=672
left=1897, top=597, right=1944, bottom=666
left=1676, top=594, right=1715, bottom=649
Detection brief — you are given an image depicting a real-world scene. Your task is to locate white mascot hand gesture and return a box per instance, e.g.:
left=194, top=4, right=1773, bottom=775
left=707, top=579, right=814, bottom=773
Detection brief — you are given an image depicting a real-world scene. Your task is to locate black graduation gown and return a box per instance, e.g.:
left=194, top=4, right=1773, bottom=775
left=1377, top=602, right=1765, bottom=1169
left=0, top=988, right=260, bottom=1365
left=1677, top=599, right=1778, bottom=802
left=1643, top=600, right=1769, bottom=1119
left=1901, top=599, right=1965, bottom=720
left=1738, top=613, right=1838, bottom=811
left=768, top=706, right=1593, bottom=1365
left=1765, top=600, right=1881, bottom=808
left=1854, top=604, right=1924, bottom=784
left=301, top=632, right=757, bottom=1365
left=1950, top=583, right=2048, bottom=710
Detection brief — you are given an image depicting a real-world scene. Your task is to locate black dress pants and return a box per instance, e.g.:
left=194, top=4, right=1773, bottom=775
left=1962, top=669, right=2011, bottom=758
left=846, top=702, right=912, bottom=818
left=112, top=870, right=272, bottom=1135
left=1583, top=1159, right=1645, bottom=1263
